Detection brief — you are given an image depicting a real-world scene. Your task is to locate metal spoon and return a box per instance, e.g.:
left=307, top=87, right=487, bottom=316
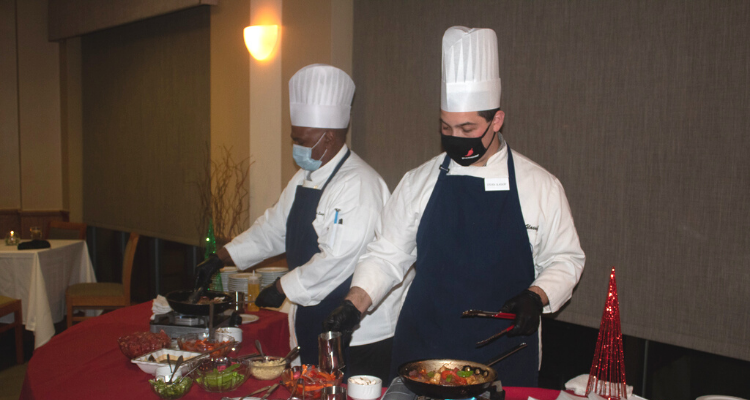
left=175, top=360, right=204, bottom=385
left=169, top=355, right=184, bottom=383
left=283, top=346, right=300, bottom=364
left=255, top=339, right=266, bottom=360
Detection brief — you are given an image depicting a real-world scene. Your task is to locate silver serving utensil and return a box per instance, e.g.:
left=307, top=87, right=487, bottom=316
left=209, top=303, right=216, bottom=341
left=169, top=355, right=184, bottom=383
left=220, top=384, right=276, bottom=400
left=174, top=356, right=207, bottom=385
left=283, top=346, right=300, bottom=364
left=260, top=382, right=280, bottom=400
left=255, top=339, right=266, bottom=360
left=288, top=378, right=303, bottom=400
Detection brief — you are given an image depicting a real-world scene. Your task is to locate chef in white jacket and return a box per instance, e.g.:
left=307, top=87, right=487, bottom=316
left=324, top=27, right=585, bottom=386
left=195, top=64, right=410, bottom=381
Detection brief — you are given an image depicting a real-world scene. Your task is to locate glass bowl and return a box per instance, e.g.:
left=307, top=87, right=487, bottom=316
left=190, top=357, right=251, bottom=393
left=177, top=332, right=237, bottom=358
left=148, top=376, right=193, bottom=399
left=281, top=365, right=343, bottom=400
left=248, top=355, right=288, bottom=380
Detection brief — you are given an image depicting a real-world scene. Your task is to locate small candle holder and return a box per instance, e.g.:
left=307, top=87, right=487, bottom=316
left=5, top=230, right=20, bottom=246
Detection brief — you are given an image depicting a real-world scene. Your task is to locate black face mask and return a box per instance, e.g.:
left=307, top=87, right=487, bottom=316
left=441, top=122, right=496, bottom=166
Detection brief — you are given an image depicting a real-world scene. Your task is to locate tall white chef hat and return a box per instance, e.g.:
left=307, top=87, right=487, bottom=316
left=289, top=64, right=355, bottom=129
left=441, top=26, right=501, bottom=112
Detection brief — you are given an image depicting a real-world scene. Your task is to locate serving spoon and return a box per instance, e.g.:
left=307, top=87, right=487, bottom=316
left=255, top=339, right=266, bottom=360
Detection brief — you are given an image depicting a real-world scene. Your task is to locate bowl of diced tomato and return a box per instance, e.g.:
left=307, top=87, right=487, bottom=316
left=177, top=332, right=237, bottom=358
left=281, top=365, right=343, bottom=400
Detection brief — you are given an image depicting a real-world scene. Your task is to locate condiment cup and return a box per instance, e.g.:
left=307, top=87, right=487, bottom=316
left=216, top=327, right=243, bottom=343
left=347, top=375, right=382, bottom=400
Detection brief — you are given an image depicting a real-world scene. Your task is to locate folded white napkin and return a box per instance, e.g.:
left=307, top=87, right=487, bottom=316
left=150, top=295, right=173, bottom=320
left=565, top=374, right=634, bottom=399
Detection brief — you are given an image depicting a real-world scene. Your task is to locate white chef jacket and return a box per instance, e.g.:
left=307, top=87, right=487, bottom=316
left=224, top=145, right=410, bottom=346
left=352, top=139, right=585, bottom=316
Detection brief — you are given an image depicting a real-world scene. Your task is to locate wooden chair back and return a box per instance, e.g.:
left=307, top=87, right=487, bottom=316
left=122, top=233, right=139, bottom=301
left=46, top=221, right=87, bottom=240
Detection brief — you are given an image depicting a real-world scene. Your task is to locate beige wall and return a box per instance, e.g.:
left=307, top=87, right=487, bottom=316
left=249, top=0, right=282, bottom=222
left=0, top=0, right=21, bottom=210
left=16, top=0, right=64, bottom=211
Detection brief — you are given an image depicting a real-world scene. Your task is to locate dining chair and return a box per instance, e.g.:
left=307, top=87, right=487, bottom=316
left=46, top=221, right=88, bottom=240
left=66, top=232, right=139, bottom=328
left=0, top=295, right=24, bottom=364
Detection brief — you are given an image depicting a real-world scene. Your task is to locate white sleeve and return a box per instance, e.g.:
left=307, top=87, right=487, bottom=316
left=530, top=180, right=586, bottom=313
left=223, top=177, right=299, bottom=269
left=280, top=179, right=387, bottom=306
left=351, top=172, right=421, bottom=310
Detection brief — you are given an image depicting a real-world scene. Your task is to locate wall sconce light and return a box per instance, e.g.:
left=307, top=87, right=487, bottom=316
left=244, top=25, right=279, bottom=60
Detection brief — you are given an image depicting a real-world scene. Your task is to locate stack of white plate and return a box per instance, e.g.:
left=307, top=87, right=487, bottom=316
left=256, top=267, right=289, bottom=289
left=220, top=267, right=238, bottom=291
left=228, top=273, right=252, bottom=294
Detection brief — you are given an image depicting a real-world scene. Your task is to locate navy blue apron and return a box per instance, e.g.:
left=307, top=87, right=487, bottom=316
left=286, top=150, right=353, bottom=366
left=390, top=147, right=540, bottom=387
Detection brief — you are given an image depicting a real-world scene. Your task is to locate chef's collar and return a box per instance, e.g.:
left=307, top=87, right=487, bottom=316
left=303, top=144, right=349, bottom=188
left=447, top=134, right=507, bottom=179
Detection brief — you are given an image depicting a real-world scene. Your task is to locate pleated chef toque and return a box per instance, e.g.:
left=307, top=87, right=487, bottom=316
left=441, top=26, right=501, bottom=113
left=289, top=64, right=355, bottom=129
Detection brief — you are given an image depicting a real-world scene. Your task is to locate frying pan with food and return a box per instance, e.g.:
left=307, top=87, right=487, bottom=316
left=166, top=290, right=234, bottom=315
left=398, top=343, right=527, bottom=398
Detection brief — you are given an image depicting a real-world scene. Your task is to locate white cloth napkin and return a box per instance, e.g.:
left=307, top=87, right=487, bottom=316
left=150, top=295, right=173, bottom=320
left=565, top=374, right=635, bottom=399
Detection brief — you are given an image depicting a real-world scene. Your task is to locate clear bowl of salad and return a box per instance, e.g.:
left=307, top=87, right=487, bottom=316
left=148, top=376, right=193, bottom=399
left=190, top=357, right=251, bottom=393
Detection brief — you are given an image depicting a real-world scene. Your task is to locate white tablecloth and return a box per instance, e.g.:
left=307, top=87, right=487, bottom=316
left=0, top=240, right=97, bottom=348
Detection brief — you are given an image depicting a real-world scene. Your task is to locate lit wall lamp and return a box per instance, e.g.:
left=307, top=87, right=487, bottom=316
left=244, top=25, right=279, bottom=61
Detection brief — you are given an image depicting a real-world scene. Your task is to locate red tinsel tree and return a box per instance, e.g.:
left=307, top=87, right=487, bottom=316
left=586, top=267, right=627, bottom=399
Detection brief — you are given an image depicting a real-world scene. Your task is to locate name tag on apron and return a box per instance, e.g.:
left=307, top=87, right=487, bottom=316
left=485, top=178, right=509, bottom=191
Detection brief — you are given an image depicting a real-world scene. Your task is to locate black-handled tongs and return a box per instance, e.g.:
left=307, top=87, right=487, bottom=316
left=462, top=310, right=516, bottom=319
left=462, top=310, right=517, bottom=347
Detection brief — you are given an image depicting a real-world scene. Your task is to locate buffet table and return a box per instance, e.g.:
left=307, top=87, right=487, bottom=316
left=0, top=239, right=96, bottom=348
left=19, top=301, right=562, bottom=400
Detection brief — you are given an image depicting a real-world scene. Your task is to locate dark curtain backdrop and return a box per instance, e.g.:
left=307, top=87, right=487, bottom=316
left=82, top=6, right=210, bottom=246
left=351, top=0, right=750, bottom=361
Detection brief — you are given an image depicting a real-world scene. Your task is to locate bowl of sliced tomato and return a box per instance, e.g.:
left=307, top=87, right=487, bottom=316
left=281, top=365, right=343, bottom=400
left=177, top=332, right=237, bottom=358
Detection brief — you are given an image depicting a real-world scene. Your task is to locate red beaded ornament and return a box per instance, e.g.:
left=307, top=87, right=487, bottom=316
left=586, top=267, right=627, bottom=399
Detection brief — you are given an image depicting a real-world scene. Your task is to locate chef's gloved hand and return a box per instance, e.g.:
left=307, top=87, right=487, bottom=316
left=255, top=278, right=286, bottom=308
left=194, top=254, right=224, bottom=291
left=500, top=289, right=544, bottom=337
left=322, top=300, right=361, bottom=346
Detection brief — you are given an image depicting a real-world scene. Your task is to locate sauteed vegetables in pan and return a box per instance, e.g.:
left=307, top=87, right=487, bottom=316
left=406, top=365, right=482, bottom=386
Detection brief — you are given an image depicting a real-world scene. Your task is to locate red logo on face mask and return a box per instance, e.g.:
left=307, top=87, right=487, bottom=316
left=465, top=148, right=474, bottom=157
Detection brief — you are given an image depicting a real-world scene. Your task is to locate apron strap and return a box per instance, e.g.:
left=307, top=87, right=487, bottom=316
left=321, top=149, right=351, bottom=191
left=438, top=154, right=451, bottom=178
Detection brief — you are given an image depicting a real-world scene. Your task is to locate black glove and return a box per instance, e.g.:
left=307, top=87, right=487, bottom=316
left=322, top=300, right=361, bottom=346
left=193, top=254, right=224, bottom=292
left=255, top=278, right=287, bottom=308
left=500, top=289, right=544, bottom=337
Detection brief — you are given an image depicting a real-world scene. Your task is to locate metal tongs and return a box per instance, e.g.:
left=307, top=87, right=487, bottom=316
left=462, top=309, right=517, bottom=347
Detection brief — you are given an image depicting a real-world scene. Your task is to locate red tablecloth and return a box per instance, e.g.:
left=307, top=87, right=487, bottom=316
left=20, top=301, right=292, bottom=400
left=19, top=301, right=562, bottom=400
